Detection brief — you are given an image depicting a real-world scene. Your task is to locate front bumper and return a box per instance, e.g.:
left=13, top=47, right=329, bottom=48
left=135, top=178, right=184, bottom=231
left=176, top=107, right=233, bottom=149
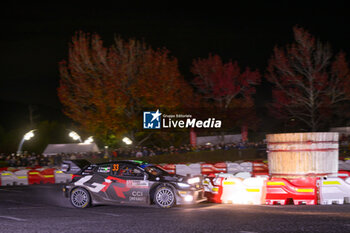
left=63, top=184, right=71, bottom=198
left=176, top=188, right=207, bottom=205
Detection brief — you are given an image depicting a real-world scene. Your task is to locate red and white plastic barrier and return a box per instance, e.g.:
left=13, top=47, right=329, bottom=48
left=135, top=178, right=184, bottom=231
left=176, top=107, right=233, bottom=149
left=265, top=177, right=318, bottom=205
left=0, top=170, right=28, bottom=185
left=159, top=164, right=176, bottom=174
left=336, top=170, right=350, bottom=179
left=221, top=176, right=267, bottom=205
left=28, top=168, right=56, bottom=184
left=201, top=162, right=227, bottom=175
left=318, top=176, right=350, bottom=205
left=54, top=170, right=72, bottom=183
left=252, top=161, right=269, bottom=177
left=0, top=167, right=71, bottom=186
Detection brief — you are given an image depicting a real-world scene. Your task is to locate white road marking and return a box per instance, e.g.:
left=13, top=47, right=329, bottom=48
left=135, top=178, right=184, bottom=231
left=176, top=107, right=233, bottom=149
left=0, top=216, right=27, bottom=221
left=102, top=213, right=121, bottom=217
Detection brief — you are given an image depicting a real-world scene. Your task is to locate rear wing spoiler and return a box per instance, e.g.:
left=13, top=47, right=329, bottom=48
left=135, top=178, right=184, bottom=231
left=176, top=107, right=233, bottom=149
left=61, top=159, right=92, bottom=174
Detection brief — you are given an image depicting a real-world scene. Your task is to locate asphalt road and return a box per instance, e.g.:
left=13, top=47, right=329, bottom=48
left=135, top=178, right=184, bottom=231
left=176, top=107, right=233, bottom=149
left=0, top=185, right=350, bottom=233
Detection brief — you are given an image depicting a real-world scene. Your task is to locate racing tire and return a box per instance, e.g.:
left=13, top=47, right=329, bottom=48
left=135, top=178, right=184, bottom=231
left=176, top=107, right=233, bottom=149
left=154, top=186, right=176, bottom=208
left=70, top=187, right=91, bottom=208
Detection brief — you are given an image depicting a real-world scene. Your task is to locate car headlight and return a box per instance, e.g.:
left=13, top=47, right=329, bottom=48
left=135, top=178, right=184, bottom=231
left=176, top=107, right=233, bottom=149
left=184, top=195, right=193, bottom=202
left=177, top=182, right=191, bottom=188
left=187, top=177, right=200, bottom=184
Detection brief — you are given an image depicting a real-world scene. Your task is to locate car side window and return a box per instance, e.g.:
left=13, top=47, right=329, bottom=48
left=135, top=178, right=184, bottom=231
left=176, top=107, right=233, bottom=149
left=95, top=164, right=111, bottom=175
left=111, top=163, right=143, bottom=178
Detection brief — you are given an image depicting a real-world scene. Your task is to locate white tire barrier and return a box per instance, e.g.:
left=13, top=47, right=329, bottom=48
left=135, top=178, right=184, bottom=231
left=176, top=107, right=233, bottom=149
left=226, top=162, right=241, bottom=173
left=339, top=160, right=350, bottom=170
left=175, top=163, right=201, bottom=176
left=240, top=162, right=253, bottom=172
left=234, top=172, right=252, bottom=179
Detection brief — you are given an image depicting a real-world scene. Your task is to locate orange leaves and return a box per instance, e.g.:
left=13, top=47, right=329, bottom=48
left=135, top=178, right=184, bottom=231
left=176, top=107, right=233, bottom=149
left=58, top=32, right=193, bottom=144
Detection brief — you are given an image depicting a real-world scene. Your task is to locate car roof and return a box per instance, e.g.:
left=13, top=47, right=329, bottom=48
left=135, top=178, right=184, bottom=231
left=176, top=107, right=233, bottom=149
left=96, top=160, right=149, bottom=166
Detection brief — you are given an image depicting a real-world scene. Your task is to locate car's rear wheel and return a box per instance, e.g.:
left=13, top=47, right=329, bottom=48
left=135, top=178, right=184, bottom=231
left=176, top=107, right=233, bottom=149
left=70, top=187, right=90, bottom=208
left=154, top=186, right=175, bottom=208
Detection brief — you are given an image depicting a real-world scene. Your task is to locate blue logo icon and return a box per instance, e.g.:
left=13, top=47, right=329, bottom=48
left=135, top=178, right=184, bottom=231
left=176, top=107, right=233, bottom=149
left=143, top=109, right=162, bottom=129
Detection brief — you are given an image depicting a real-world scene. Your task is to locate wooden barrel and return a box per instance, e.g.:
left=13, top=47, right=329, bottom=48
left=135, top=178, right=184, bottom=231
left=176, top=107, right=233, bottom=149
left=267, top=132, right=338, bottom=177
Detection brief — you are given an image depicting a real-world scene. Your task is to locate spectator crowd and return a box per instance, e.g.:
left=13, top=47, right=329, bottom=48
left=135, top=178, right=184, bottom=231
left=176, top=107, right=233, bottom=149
left=0, top=141, right=267, bottom=168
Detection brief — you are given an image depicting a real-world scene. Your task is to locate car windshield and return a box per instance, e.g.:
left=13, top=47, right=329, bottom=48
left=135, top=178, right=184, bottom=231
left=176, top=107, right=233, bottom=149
left=144, top=166, right=169, bottom=176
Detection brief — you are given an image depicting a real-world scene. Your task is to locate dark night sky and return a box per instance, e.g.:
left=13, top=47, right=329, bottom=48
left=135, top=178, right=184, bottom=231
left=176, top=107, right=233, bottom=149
left=1, top=1, right=350, bottom=130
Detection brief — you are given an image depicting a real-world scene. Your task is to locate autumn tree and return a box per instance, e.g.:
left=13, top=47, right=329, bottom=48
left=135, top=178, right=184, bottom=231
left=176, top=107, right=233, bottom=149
left=191, top=54, right=261, bottom=130
left=266, top=26, right=350, bottom=131
left=58, top=32, right=193, bottom=146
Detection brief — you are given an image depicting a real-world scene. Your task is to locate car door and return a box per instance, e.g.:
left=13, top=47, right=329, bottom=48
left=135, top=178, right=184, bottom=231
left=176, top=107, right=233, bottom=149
left=106, top=163, right=150, bottom=204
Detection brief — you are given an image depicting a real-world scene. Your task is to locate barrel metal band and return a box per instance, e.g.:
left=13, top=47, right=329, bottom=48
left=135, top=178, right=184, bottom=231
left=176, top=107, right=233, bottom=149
left=268, top=140, right=338, bottom=145
left=268, top=148, right=337, bottom=152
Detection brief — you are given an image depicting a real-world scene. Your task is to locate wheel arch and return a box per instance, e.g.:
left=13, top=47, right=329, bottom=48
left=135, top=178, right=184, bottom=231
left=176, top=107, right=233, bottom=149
left=70, top=186, right=91, bottom=197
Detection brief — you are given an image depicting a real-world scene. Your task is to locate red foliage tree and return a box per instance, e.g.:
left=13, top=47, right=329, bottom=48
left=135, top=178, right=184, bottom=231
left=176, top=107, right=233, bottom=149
left=266, top=26, right=350, bottom=131
left=58, top=32, right=193, bottom=145
left=191, top=54, right=261, bottom=130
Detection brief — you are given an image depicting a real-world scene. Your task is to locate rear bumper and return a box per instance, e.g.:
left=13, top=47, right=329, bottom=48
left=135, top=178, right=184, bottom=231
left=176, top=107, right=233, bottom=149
left=176, top=189, right=207, bottom=205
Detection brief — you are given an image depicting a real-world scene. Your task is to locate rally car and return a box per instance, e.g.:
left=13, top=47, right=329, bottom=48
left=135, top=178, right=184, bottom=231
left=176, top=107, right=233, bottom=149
left=62, top=160, right=206, bottom=208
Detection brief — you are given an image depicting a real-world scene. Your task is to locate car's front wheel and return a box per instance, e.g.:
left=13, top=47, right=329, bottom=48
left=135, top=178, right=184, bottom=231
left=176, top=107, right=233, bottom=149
left=70, top=187, right=90, bottom=208
left=154, top=186, right=176, bottom=208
